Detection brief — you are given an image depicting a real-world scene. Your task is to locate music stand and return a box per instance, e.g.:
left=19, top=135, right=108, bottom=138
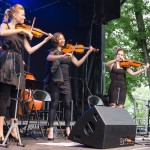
left=24, top=79, right=45, bottom=139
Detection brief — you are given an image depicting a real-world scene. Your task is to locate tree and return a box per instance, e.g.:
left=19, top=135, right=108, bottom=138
left=105, top=0, right=150, bottom=100
left=133, top=0, right=150, bottom=87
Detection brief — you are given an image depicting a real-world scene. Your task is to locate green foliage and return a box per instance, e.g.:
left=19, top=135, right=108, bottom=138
left=105, top=0, right=150, bottom=102
left=125, top=86, right=150, bottom=126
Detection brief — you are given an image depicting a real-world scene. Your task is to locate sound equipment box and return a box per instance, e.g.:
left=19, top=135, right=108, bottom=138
left=69, top=106, right=136, bottom=149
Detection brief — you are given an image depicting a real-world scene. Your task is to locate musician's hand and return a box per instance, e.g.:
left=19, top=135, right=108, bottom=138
left=121, top=56, right=125, bottom=61
left=22, top=29, right=33, bottom=40
left=87, top=46, right=95, bottom=53
left=116, top=58, right=123, bottom=62
left=44, top=33, right=53, bottom=42
left=145, top=63, right=150, bottom=70
left=63, top=53, right=72, bottom=58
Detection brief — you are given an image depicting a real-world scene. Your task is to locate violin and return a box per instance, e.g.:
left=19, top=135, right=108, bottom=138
left=61, top=44, right=99, bottom=54
left=16, top=24, right=49, bottom=38
left=120, top=60, right=144, bottom=68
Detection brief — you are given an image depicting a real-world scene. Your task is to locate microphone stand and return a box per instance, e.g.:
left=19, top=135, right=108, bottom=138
left=0, top=73, right=25, bottom=148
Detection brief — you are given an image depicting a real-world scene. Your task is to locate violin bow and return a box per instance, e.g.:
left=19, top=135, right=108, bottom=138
left=30, top=17, right=36, bottom=33
left=29, top=17, right=50, bottom=37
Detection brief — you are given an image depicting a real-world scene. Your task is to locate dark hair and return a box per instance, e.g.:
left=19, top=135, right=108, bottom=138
left=115, top=48, right=124, bottom=56
left=51, top=32, right=64, bottom=47
left=3, top=4, right=24, bottom=23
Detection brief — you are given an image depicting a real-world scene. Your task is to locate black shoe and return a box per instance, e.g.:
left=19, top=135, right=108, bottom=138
left=47, top=137, right=54, bottom=141
left=0, top=137, right=7, bottom=144
left=0, top=140, right=7, bottom=144
left=0, top=137, right=3, bottom=144
left=9, top=134, right=19, bottom=142
left=47, top=131, right=54, bottom=141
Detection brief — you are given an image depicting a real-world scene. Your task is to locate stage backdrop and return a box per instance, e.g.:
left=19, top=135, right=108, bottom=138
left=0, top=0, right=120, bottom=119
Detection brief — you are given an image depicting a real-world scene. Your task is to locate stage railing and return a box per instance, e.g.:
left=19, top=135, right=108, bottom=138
left=133, top=97, right=150, bottom=135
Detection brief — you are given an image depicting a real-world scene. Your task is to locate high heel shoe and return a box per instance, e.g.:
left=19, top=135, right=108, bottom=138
left=9, top=134, right=19, bottom=142
left=64, top=132, right=68, bottom=139
left=0, top=137, right=7, bottom=144
left=47, top=133, right=54, bottom=141
left=64, top=131, right=70, bottom=139
left=0, top=140, right=7, bottom=144
left=64, top=127, right=70, bottom=139
left=47, top=137, right=54, bottom=141
left=0, top=137, right=3, bottom=144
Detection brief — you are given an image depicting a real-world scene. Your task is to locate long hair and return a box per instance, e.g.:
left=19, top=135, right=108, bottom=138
left=115, top=48, right=124, bottom=55
left=115, top=48, right=126, bottom=59
left=3, top=4, right=24, bottom=23
left=51, top=32, right=64, bottom=47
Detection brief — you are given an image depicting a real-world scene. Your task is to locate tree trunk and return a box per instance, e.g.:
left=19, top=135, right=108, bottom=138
left=133, top=0, right=150, bottom=88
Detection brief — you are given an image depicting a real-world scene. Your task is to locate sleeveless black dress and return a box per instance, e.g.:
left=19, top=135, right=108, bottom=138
left=108, top=65, right=126, bottom=105
left=0, top=23, right=25, bottom=89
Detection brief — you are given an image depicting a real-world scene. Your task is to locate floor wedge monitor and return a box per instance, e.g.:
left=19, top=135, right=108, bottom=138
left=69, top=106, right=136, bottom=149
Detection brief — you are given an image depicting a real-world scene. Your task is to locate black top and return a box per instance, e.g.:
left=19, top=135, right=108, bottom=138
left=45, top=48, right=71, bottom=94
left=109, top=65, right=126, bottom=87
left=0, top=23, right=25, bottom=89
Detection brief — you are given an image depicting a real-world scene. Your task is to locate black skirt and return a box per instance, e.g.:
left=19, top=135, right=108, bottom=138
left=0, top=50, right=25, bottom=90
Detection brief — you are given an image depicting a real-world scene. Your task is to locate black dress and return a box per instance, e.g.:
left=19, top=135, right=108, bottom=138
left=0, top=23, right=25, bottom=90
left=108, top=65, right=126, bottom=105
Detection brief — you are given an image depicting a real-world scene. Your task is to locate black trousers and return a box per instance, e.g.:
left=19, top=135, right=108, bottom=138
left=46, top=82, right=71, bottom=127
left=0, top=82, right=18, bottom=118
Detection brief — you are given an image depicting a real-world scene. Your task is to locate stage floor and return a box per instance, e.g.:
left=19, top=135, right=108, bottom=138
left=1, top=120, right=150, bottom=150
left=0, top=135, right=150, bottom=150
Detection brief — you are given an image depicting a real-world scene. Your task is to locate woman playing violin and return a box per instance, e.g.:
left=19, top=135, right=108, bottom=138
left=106, top=48, right=149, bottom=108
left=0, top=4, right=52, bottom=142
left=44, top=32, right=94, bottom=140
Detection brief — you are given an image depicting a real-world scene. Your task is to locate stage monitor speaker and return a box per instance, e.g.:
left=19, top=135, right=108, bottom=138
left=69, top=106, right=136, bottom=149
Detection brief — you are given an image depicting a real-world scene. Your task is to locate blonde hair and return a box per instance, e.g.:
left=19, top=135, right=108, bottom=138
left=3, top=4, right=24, bottom=23
left=51, top=32, right=64, bottom=47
